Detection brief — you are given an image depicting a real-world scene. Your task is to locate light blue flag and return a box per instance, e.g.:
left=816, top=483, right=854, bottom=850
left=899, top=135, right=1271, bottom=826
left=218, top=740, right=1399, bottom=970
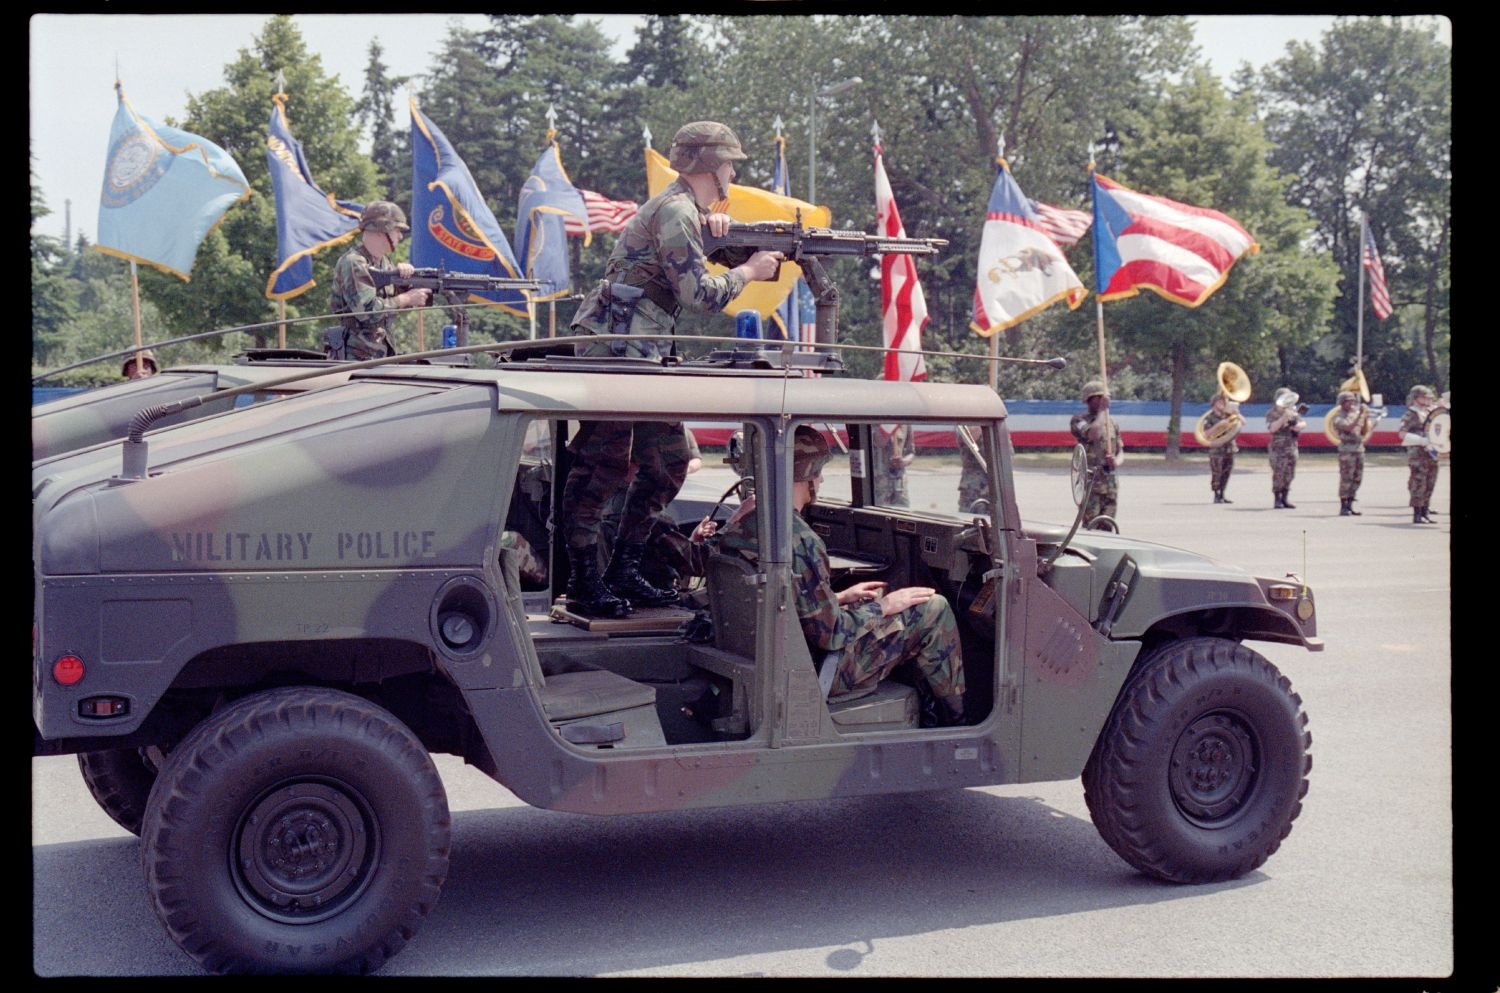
left=265, top=93, right=362, bottom=300
left=515, top=142, right=589, bottom=302
left=96, top=84, right=251, bottom=281
left=409, top=100, right=529, bottom=316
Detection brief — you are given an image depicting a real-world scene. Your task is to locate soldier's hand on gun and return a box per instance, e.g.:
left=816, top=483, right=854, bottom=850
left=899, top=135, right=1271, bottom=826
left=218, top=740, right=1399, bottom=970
left=396, top=287, right=433, bottom=309
left=837, top=581, right=887, bottom=607
left=395, top=262, right=416, bottom=279
left=742, top=250, right=785, bottom=282
left=705, top=212, right=735, bottom=237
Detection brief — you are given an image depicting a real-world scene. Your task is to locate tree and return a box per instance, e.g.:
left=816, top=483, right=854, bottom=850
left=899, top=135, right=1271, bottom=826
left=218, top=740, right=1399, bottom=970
left=1254, top=16, right=1450, bottom=395
left=1092, top=68, right=1338, bottom=458
left=357, top=38, right=410, bottom=199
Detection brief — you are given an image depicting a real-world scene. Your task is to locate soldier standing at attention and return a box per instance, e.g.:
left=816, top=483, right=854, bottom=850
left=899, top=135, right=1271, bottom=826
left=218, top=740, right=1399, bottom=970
left=328, top=202, right=432, bottom=361
left=1331, top=390, right=1367, bottom=516
left=872, top=424, right=915, bottom=507
left=956, top=426, right=990, bottom=515
left=1266, top=387, right=1306, bottom=509
left=1398, top=385, right=1442, bottom=524
left=716, top=426, right=968, bottom=726
left=1070, top=381, right=1125, bottom=528
left=561, top=122, right=783, bottom=618
left=1202, top=393, right=1238, bottom=504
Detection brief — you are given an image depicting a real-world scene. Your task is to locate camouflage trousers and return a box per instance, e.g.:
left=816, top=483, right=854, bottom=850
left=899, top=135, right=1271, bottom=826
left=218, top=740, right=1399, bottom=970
left=958, top=471, right=990, bottom=514
left=1338, top=453, right=1364, bottom=501
left=829, top=593, right=965, bottom=701
left=1407, top=449, right=1439, bottom=506
left=1209, top=450, right=1234, bottom=492
left=1083, top=472, right=1119, bottom=525
left=563, top=419, right=690, bottom=550
left=334, top=325, right=394, bottom=361
left=1269, top=448, right=1298, bottom=493
left=874, top=471, right=909, bottom=507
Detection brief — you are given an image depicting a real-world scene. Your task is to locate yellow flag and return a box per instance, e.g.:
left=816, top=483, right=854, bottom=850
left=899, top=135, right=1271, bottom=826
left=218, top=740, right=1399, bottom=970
left=645, top=147, right=832, bottom=318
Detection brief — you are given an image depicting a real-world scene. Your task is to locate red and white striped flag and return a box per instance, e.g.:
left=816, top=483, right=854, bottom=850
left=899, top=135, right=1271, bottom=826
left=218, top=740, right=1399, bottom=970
left=1362, top=217, right=1392, bottom=319
left=1032, top=201, right=1092, bottom=248
left=874, top=142, right=927, bottom=383
left=564, top=189, right=639, bottom=236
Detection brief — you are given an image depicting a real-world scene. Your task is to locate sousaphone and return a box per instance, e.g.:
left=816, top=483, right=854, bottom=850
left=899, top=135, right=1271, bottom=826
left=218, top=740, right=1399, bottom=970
left=1193, top=362, right=1251, bottom=447
left=1323, top=368, right=1381, bottom=443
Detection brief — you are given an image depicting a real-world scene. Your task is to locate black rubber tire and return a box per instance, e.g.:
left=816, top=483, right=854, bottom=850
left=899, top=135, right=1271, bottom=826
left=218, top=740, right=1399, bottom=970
left=1082, top=637, right=1311, bottom=883
left=139, top=687, right=451, bottom=974
left=78, top=747, right=160, bottom=837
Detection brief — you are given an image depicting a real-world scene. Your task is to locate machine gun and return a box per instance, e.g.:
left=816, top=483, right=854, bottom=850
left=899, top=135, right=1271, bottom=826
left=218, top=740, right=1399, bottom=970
left=370, top=269, right=543, bottom=349
left=702, top=218, right=947, bottom=347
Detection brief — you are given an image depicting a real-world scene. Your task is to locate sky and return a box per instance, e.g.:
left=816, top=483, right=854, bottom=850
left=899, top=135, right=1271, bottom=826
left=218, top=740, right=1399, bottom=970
left=29, top=14, right=1445, bottom=246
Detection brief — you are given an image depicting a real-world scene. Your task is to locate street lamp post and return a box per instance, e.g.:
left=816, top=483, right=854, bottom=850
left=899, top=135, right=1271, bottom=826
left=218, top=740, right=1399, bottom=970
left=808, top=77, right=862, bottom=207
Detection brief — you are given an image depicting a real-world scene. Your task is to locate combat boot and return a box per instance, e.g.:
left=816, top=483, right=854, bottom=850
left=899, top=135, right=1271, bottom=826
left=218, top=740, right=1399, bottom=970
left=1339, top=500, right=1353, bottom=516
left=1214, top=491, right=1224, bottom=504
left=1282, top=492, right=1296, bottom=509
left=565, top=546, right=631, bottom=618
left=941, top=693, right=968, bottom=728
left=1413, top=508, right=1427, bottom=524
left=603, top=540, right=679, bottom=608
left=1221, top=491, right=1233, bottom=504
left=1273, top=491, right=1284, bottom=509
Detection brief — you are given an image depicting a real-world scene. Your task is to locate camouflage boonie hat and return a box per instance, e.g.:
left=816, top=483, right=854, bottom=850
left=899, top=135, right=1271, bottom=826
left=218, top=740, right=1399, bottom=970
left=669, top=121, right=748, bottom=174
left=121, top=349, right=157, bottom=376
left=360, top=201, right=410, bottom=234
left=1080, top=380, right=1109, bottom=402
left=792, top=425, right=831, bottom=482
left=1407, top=385, right=1435, bottom=404
left=1337, top=390, right=1358, bottom=404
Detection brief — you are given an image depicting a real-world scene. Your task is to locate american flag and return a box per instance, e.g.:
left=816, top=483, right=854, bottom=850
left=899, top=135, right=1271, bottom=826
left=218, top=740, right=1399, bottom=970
left=564, top=189, right=638, bottom=236
left=1362, top=217, right=1392, bottom=319
left=1031, top=201, right=1092, bottom=248
left=874, top=141, right=928, bottom=383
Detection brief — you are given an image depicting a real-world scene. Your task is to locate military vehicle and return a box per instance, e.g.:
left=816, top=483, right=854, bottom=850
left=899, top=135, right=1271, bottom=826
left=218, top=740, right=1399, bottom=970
left=32, top=336, right=1319, bottom=975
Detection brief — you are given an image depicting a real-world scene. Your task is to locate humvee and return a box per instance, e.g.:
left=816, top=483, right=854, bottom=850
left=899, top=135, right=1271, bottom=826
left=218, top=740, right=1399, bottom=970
left=32, top=339, right=1318, bottom=975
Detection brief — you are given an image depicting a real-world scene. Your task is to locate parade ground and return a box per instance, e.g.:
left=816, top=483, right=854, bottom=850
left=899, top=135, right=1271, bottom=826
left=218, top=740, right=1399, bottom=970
left=33, top=455, right=1458, bottom=980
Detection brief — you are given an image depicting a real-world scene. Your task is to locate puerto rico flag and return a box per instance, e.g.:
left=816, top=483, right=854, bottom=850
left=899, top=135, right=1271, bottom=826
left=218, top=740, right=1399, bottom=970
left=1091, top=171, right=1257, bottom=307
left=875, top=141, right=927, bottom=382
left=970, top=158, right=1086, bottom=337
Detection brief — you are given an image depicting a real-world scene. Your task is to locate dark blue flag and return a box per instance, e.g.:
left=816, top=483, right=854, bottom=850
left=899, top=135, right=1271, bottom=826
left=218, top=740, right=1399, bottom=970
left=410, top=100, right=529, bottom=316
left=265, top=93, right=362, bottom=300
left=515, top=142, right=589, bottom=301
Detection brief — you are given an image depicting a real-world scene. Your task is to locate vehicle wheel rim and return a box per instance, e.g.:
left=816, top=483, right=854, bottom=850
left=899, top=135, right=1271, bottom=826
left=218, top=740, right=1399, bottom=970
left=1169, top=710, right=1258, bottom=826
left=233, top=778, right=379, bottom=924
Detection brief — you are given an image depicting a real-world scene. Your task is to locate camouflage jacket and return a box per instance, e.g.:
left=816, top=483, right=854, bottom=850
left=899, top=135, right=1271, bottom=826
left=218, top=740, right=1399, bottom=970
left=718, top=509, right=899, bottom=653
left=330, top=243, right=399, bottom=334
left=1266, top=408, right=1302, bottom=455
left=1331, top=407, right=1367, bottom=454
left=1069, top=409, right=1122, bottom=473
left=570, top=178, right=749, bottom=339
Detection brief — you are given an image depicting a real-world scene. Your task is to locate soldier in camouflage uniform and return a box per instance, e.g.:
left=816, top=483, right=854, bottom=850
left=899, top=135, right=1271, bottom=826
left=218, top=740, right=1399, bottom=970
left=1331, top=390, right=1368, bottom=516
left=1202, top=393, right=1240, bottom=504
left=716, top=426, right=967, bottom=725
left=1398, top=385, right=1442, bottom=524
left=872, top=424, right=915, bottom=507
left=1266, top=387, right=1306, bottom=509
left=561, top=122, right=783, bottom=618
left=328, top=202, right=432, bottom=361
left=121, top=348, right=158, bottom=380
left=1070, top=381, right=1125, bottom=528
left=956, top=426, right=990, bottom=514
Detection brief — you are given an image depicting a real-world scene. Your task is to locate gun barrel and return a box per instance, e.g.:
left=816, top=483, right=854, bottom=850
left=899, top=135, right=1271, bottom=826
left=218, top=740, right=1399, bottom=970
left=703, top=224, right=946, bottom=258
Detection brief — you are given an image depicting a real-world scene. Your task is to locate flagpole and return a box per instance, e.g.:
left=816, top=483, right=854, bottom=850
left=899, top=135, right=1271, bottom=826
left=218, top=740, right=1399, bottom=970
left=129, top=260, right=144, bottom=356
left=1095, top=299, right=1109, bottom=388
left=278, top=300, right=287, bottom=349
left=417, top=310, right=425, bottom=351
left=1356, top=215, right=1367, bottom=371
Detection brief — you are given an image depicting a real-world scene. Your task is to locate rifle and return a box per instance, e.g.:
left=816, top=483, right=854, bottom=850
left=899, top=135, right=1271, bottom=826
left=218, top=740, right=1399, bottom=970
left=371, top=268, right=543, bottom=298
left=701, top=219, right=947, bottom=348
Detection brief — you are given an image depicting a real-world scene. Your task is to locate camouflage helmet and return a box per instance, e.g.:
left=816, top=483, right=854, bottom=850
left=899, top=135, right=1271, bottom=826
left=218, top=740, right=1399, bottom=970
left=792, top=425, right=831, bottom=482
left=1337, top=390, right=1358, bottom=404
left=1080, top=380, right=1110, bottom=403
left=359, top=201, right=410, bottom=234
left=1406, top=384, right=1436, bottom=404
left=121, top=348, right=157, bottom=376
left=669, top=121, right=748, bottom=174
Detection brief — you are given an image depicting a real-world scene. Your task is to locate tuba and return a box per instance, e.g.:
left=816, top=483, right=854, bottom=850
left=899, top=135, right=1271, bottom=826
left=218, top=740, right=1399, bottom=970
left=1323, top=368, right=1383, bottom=443
left=1193, top=362, right=1251, bottom=447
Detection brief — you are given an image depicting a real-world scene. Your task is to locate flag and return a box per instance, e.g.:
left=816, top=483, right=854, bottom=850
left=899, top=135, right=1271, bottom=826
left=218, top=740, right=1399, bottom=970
left=410, top=99, right=529, bottom=316
left=1362, top=217, right=1393, bottom=319
left=766, top=133, right=806, bottom=342
left=874, top=141, right=928, bottom=382
left=1032, top=201, right=1092, bottom=248
left=795, top=279, right=817, bottom=347
left=264, top=93, right=362, bottom=300
left=1090, top=171, right=1257, bottom=307
left=514, top=141, right=589, bottom=301
left=564, top=189, right=638, bottom=235
left=96, top=84, right=251, bottom=281
left=970, top=158, right=1087, bottom=337
left=645, top=147, right=831, bottom=320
